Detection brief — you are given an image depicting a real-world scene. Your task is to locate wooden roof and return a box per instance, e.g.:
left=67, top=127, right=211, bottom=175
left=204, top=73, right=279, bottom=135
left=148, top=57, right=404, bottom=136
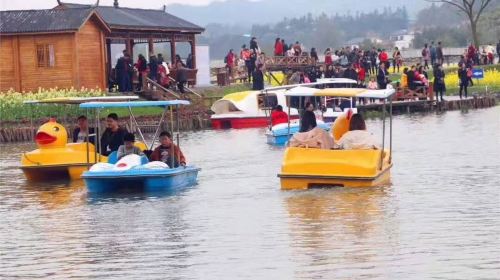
left=0, top=8, right=110, bottom=35
left=57, top=3, right=204, bottom=33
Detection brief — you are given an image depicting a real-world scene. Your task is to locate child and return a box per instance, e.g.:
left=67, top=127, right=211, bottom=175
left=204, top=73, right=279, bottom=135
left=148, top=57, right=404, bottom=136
left=367, top=77, right=378, bottom=104
left=117, top=133, right=143, bottom=160
left=150, top=131, right=186, bottom=168
left=367, top=77, right=378, bottom=89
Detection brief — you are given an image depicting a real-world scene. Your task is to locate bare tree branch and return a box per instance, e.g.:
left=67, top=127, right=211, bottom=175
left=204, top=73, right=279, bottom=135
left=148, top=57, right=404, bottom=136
left=474, top=0, right=492, bottom=22
left=426, top=0, right=469, bottom=14
left=425, top=0, right=494, bottom=46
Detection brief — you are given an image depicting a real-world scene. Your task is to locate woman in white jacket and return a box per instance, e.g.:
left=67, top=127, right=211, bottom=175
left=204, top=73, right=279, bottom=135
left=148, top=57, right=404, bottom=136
left=336, top=114, right=379, bottom=150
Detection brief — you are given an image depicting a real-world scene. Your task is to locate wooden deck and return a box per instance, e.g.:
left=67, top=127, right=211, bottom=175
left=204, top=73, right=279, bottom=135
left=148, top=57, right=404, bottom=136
left=357, top=95, right=497, bottom=114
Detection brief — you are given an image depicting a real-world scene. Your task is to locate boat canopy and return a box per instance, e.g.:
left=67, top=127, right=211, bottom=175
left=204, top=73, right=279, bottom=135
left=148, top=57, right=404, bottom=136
left=24, top=96, right=139, bottom=105
left=80, top=100, right=190, bottom=109
left=263, top=78, right=357, bottom=92
left=284, top=87, right=395, bottom=99
left=211, top=90, right=270, bottom=114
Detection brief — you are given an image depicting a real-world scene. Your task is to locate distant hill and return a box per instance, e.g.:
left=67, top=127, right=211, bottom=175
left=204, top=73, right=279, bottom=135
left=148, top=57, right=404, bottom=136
left=167, top=0, right=430, bottom=26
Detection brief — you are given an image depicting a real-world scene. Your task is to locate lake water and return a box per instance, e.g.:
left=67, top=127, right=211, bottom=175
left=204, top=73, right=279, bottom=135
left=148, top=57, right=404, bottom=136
left=1, top=107, right=499, bottom=279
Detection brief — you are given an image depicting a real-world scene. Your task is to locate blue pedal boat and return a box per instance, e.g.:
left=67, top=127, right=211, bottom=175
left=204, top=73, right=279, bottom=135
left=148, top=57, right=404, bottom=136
left=82, top=153, right=200, bottom=193
left=265, top=121, right=331, bottom=146
left=79, top=100, right=200, bottom=193
left=262, top=82, right=357, bottom=146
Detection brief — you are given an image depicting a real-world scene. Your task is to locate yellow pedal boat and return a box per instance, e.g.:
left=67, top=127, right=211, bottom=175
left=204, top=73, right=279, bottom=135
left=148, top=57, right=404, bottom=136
left=20, top=96, right=140, bottom=181
left=277, top=87, right=395, bottom=189
left=21, top=119, right=106, bottom=181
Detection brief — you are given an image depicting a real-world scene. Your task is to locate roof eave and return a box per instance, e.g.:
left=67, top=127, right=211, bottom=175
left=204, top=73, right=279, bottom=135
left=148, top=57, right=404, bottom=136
left=109, top=25, right=204, bottom=34
left=0, top=30, right=78, bottom=36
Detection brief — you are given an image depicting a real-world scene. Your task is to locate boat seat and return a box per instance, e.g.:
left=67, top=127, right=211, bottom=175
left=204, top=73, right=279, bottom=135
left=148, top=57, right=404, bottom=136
left=108, top=151, right=118, bottom=164
left=108, top=152, right=148, bottom=165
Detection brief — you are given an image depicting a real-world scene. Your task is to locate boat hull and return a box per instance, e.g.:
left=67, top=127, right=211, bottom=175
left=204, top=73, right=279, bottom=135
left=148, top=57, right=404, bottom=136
left=211, top=117, right=270, bottom=129
left=21, top=143, right=105, bottom=181
left=278, top=147, right=392, bottom=190
left=82, top=166, right=200, bottom=193
left=266, top=122, right=332, bottom=146
left=21, top=164, right=90, bottom=181
left=279, top=168, right=391, bottom=190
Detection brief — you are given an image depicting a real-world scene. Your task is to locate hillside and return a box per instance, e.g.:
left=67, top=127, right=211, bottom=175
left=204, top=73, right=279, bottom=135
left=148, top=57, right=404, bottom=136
left=167, top=0, right=429, bottom=26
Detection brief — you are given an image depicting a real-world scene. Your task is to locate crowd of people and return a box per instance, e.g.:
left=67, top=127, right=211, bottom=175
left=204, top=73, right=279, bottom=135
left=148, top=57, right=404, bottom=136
left=227, top=37, right=500, bottom=103
left=71, top=114, right=186, bottom=167
left=114, top=50, right=194, bottom=94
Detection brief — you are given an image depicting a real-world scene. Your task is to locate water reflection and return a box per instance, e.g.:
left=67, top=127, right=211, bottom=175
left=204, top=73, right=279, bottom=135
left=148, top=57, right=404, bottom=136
left=285, top=187, right=394, bottom=278
left=20, top=180, right=86, bottom=209
left=1, top=107, right=499, bottom=279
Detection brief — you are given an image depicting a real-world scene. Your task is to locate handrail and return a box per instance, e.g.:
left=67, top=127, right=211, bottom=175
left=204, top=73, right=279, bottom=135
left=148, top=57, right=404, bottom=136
left=146, top=77, right=180, bottom=99
left=168, top=76, right=202, bottom=98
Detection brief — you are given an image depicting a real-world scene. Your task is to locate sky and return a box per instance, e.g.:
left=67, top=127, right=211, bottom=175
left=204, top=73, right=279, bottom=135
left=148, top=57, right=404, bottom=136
left=0, top=0, right=225, bottom=10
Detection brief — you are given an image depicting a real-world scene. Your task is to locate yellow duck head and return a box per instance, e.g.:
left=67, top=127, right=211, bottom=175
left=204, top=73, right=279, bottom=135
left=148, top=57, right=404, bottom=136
left=35, top=118, right=68, bottom=149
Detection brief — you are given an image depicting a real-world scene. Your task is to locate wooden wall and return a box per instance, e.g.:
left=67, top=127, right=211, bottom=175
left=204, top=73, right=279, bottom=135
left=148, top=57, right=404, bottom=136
left=0, top=37, right=18, bottom=91
left=76, top=17, right=106, bottom=90
left=0, top=16, right=106, bottom=93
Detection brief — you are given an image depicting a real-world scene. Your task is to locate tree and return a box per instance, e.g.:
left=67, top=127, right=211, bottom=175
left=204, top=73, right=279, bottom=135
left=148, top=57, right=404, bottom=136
left=426, top=0, right=493, bottom=47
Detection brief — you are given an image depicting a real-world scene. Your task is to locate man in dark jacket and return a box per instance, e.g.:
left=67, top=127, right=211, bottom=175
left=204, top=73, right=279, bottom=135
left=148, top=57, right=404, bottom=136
left=377, top=63, right=389, bottom=89
left=343, top=64, right=358, bottom=81
left=497, top=40, right=500, bottom=64
left=115, top=51, right=132, bottom=92
left=458, top=64, right=469, bottom=99
left=252, top=64, right=264, bottom=90
left=72, top=115, right=96, bottom=144
left=148, top=54, right=158, bottom=82
left=100, top=113, right=127, bottom=156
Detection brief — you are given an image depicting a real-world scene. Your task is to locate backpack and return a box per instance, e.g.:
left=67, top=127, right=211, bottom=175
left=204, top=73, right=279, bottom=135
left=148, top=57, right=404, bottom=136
left=224, top=55, right=228, bottom=64
left=422, top=48, right=426, bottom=56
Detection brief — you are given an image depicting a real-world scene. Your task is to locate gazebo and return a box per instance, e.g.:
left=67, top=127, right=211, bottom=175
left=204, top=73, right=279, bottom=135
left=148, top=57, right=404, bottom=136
left=56, top=0, right=204, bottom=86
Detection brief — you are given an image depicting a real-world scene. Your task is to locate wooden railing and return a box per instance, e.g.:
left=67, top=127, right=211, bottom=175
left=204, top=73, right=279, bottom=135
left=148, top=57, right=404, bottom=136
left=264, top=56, right=316, bottom=68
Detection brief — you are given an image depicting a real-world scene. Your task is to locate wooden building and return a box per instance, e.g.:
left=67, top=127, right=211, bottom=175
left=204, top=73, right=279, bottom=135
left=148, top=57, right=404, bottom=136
left=0, top=8, right=110, bottom=92
left=0, top=1, right=204, bottom=93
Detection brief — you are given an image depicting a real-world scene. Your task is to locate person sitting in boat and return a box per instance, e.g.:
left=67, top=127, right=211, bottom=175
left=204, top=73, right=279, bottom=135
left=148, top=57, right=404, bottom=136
left=150, top=131, right=186, bottom=168
left=117, top=133, right=143, bottom=160
left=299, top=102, right=317, bottom=132
left=72, top=115, right=96, bottom=144
left=336, top=113, right=379, bottom=150
left=271, top=105, right=289, bottom=126
left=100, top=113, right=127, bottom=156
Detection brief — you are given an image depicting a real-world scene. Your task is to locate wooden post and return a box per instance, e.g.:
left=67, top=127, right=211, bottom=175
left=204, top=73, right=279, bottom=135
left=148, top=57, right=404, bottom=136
left=106, top=38, right=112, bottom=89
left=126, top=38, right=133, bottom=57
left=148, top=38, right=154, bottom=55
left=12, top=36, right=21, bottom=91
left=170, top=36, right=176, bottom=64
left=190, top=35, right=196, bottom=69
left=73, top=34, right=80, bottom=89
left=99, top=31, right=106, bottom=90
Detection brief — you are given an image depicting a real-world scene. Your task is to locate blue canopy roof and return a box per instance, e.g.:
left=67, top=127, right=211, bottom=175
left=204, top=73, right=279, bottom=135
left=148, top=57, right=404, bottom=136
left=80, top=100, right=190, bottom=108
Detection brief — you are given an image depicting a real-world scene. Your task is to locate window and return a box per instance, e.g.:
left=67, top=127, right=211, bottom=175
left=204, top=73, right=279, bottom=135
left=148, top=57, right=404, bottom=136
left=258, top=94, right=278, bottom=109
left=36, top=44, right=55, bottom=67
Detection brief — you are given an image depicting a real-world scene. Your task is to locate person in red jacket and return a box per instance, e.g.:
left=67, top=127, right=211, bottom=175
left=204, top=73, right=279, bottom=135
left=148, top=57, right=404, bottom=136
left=356, top=65, right=366, bottom=87
left=150, top=131, right=186, bottom=168
left=274, top=37, right=284, bottom=56
left=271, top=105, right=289, bottom=126
left=225, top=49, right=235, bottom=82
left=324, top=48, right=333, bottom=66
left=379, top=49, right=389, bottom=69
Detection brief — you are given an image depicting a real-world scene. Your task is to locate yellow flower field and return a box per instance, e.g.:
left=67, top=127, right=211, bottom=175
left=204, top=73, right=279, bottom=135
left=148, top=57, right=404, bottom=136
left=0, top=87, right=105, bottom=122
left=444, top=68, right=500, bottom=90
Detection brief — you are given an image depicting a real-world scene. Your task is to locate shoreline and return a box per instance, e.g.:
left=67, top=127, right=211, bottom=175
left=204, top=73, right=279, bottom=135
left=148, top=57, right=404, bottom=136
left=0, top=95, right=496, bottom=143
